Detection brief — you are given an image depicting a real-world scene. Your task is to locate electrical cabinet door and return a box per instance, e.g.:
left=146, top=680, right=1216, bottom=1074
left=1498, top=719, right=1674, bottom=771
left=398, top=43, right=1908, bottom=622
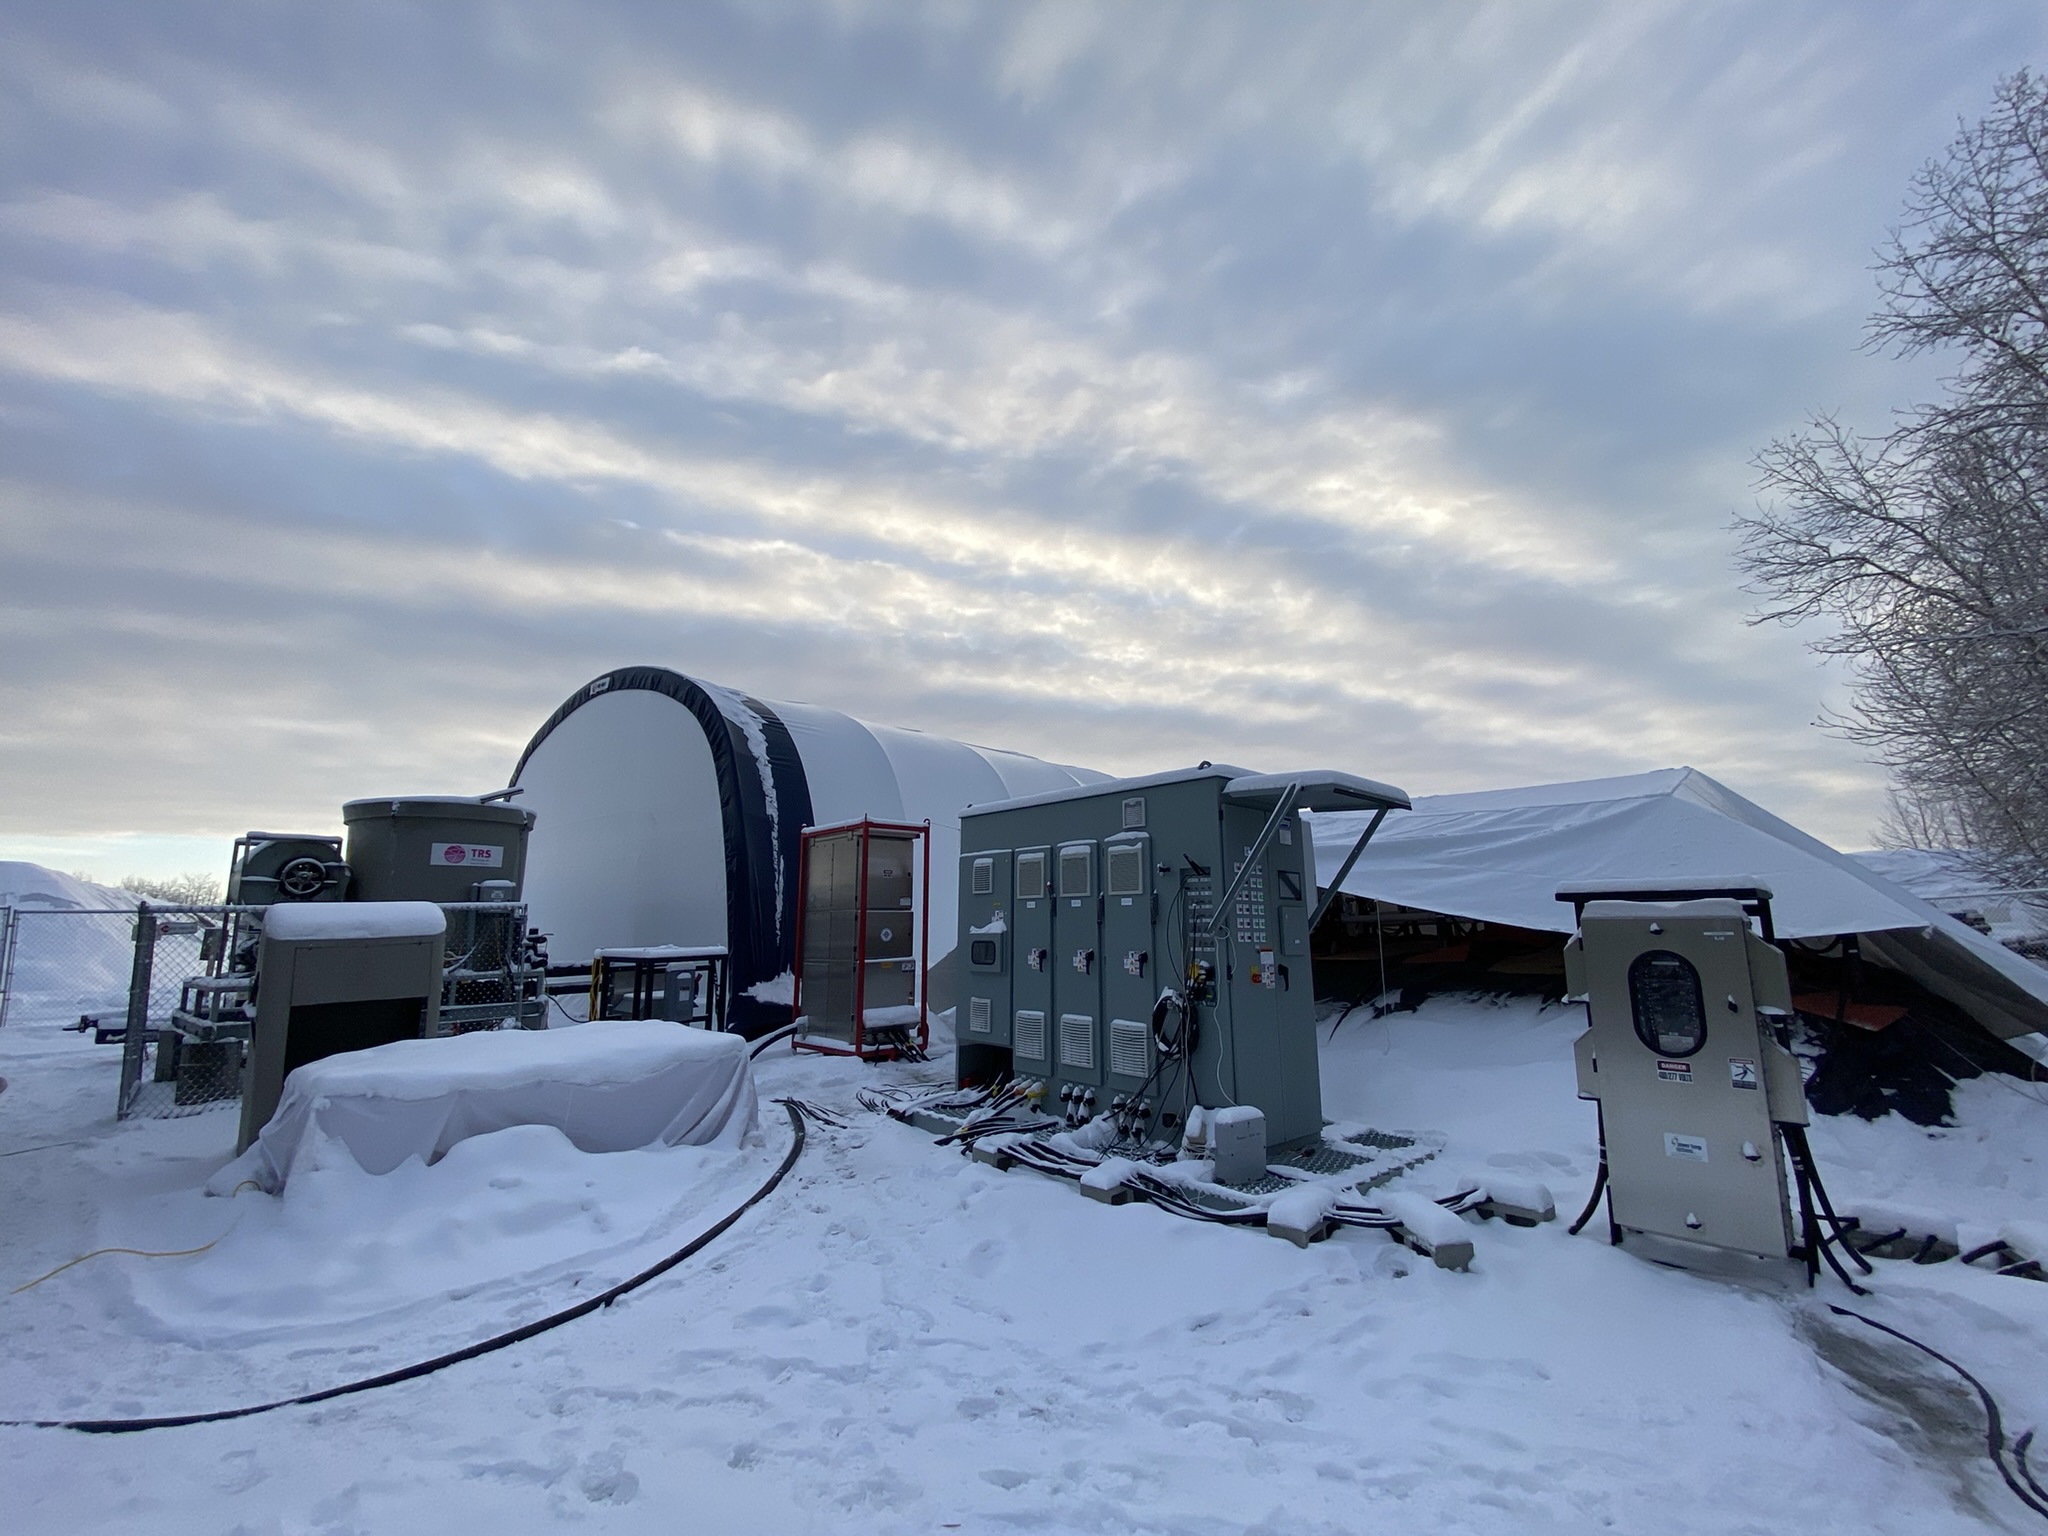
left=1218, top=807, right=1278, bottom=1132
left=1582, top=901, right=1795, bottom=1260
left=860, top=834, right=919, bottom=1012
left=1213, top=805, right=1324, bottom=1149
left=1051, top=841, right=1103, bottom=1093
left=1102, top=834, right=1155, bottom=1094
left=1011, top=847, right=1054, bottom=1077
left=960, top=850, right=1012, bottom=1047
left=1268, top=819, right=1322, bottom=1146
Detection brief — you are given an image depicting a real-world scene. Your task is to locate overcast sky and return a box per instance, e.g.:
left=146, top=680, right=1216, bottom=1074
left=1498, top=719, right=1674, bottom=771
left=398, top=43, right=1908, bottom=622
left=3, top=1, right=2043, bottom=881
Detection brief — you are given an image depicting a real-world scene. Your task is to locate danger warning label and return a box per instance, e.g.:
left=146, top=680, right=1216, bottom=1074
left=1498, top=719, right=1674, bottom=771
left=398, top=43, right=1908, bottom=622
left=1656, top=1060, right=1694, bottom=1083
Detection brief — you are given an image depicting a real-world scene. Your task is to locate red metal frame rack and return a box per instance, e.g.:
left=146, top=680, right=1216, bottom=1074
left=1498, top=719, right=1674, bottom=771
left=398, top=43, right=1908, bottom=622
left=789, top=818, right=930, bottom=1061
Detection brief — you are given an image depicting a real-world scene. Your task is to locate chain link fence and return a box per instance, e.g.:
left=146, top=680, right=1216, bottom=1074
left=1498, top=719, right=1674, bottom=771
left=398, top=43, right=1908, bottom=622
left=0, top=906, right=143, bottom=1033
left=0, top=901, right=546, bottom=1121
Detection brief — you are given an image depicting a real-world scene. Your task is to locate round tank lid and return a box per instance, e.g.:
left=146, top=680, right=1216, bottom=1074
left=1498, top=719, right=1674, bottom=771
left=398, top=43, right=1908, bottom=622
left=341, top=796, right=536, bottom=826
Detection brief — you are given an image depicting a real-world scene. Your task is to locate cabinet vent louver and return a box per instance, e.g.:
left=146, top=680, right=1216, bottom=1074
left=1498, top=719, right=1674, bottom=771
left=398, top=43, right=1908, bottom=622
left=1059, top=1013, right=1095, bottom=1070
left=1014, top=1009, right=1046, bottom=1060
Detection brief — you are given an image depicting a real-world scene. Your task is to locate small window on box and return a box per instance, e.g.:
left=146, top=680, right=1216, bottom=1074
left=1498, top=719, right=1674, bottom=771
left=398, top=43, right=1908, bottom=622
left=1629, top=950, right=1707, bottom=1057
left=970, top=939, right=997, bottom=967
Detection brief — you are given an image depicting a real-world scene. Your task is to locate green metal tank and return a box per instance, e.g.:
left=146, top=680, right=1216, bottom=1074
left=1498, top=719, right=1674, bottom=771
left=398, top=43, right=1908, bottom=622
left=341, top=793, right=537, bottom=905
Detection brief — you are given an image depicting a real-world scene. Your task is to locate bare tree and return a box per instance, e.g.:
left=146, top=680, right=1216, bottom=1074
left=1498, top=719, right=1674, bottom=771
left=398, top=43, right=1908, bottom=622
left=119, top=872, right=224, bottom=906
left=1741, top=71, right=2048, bottom=888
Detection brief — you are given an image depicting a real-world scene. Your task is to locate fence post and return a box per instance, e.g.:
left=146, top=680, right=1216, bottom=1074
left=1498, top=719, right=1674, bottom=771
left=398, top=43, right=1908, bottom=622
left=117, top=904, right=158, bottom=1120
left=0, top=906, right=16, bottom=1031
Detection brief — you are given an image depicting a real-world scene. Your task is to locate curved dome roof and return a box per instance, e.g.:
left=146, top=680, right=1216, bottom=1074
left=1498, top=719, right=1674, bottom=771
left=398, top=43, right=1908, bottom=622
left=511, top=667, right=1104, bottom=1026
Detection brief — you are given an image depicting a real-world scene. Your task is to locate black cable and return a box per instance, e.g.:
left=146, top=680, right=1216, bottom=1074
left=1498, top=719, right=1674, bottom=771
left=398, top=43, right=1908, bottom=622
left=4, top=1098, right=811, bottom=1436
left=2018, top=1429, right=2048, bottom=1509
left=1784, top=1124, right=1874, bottom=1277
left=1826, top=1304, right=2048, bottom=1523
left=1324, top=1001, right=1360, bottom=1043
left=1567, top=1106, right=1610, bottom=1237
left=1787, top=1130, right=1867, bottom=1293
left=1789, top=1137, right=1825, bottom=1288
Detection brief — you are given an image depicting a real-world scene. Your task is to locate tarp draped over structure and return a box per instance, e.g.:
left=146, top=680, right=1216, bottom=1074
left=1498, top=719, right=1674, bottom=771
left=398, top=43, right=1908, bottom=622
left=212, top=1022, right=761, bottom=1195
left=1308, top=768, right=2048, bottom=1062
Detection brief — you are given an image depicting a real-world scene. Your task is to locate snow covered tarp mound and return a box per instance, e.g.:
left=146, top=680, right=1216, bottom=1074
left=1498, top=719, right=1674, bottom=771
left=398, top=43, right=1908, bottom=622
left=0, top=861, right=141, bottom=1025
left=1309, top=768, right=2048, bottom=1063
left=0, top=861, right=138, bottom=912
left=215, top=1021, right=761, bottom=1194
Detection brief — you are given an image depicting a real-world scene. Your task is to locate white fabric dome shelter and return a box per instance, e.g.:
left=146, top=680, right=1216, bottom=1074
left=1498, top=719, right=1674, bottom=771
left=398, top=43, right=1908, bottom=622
left=510, top=667, right=1105, bottom=1031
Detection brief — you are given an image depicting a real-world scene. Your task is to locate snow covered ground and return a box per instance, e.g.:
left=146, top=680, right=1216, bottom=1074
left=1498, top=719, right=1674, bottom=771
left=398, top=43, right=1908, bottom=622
left=4, top=991, right=2048, bottom=1533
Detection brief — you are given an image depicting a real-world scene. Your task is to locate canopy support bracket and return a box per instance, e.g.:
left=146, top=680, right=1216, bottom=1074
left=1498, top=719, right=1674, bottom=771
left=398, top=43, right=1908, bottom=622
left=1307, top=807, right=1391, bottom=931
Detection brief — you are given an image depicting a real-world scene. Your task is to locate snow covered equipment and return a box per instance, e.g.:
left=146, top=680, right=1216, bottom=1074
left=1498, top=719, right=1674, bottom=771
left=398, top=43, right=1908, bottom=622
left=791, top=819, right=931, bottom=1061
left=1208, top=1105, right=1268, bottom=1184
left=956, top=766, right=1408, bottom=1151
left=238, top=902, right=447, bottom=1154
left=1561, top=883, right=1857, bottom=1282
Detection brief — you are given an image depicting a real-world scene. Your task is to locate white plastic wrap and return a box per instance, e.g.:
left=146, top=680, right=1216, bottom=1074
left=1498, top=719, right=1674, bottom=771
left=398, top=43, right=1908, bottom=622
left=212, top=1021, right=760, bottom=1195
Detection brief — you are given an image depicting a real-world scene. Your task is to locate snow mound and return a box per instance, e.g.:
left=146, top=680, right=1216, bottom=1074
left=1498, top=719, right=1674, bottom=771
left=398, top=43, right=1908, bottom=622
left=0, top=861, right=136, bottom=912
left=120, top=1123, right=769, bottom=1346
left=218, top=1021, right=760, bottom=1193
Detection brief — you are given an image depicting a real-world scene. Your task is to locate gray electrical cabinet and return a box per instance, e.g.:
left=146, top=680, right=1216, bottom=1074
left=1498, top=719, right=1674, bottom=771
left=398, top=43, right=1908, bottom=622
left=958, top=766, right=1409, bottom=1150
left=341, top=794, right=537, bottom=904
left=238, top=902, right=447, bottom=1153
left=1562, top=884, right=1808, bottom=1266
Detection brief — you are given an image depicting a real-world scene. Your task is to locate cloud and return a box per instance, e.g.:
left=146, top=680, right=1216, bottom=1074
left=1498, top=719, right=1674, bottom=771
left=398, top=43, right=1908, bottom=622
left=8, top=0, right=2034, bottom=862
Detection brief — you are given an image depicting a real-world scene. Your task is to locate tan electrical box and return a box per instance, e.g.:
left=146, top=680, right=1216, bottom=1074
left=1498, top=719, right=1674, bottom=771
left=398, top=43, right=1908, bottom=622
left=1561, top=884, right=1806, bottom=1267
left=238, top=902, right=447, bottom=1153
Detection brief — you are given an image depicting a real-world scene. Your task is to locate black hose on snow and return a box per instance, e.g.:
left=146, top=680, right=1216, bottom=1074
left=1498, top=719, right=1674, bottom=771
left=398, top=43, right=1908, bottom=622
left=1827, top=1305, right=2048, bottom=1524
left=5, top=1094, right=811, bottom=1436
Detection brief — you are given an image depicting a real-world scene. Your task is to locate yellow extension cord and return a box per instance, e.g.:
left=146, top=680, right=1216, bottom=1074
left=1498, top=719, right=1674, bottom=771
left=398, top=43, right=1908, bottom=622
left=10, top=1181, right=264, bottom=1294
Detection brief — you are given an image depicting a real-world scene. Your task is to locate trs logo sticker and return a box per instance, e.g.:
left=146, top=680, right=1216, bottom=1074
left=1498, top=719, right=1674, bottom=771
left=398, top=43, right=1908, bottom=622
left=430, top=843, right=504, bottom=868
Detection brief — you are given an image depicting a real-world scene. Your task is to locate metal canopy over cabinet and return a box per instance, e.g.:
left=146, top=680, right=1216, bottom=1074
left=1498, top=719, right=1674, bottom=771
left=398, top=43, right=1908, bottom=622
left=956, top=765, right=1410, bottom=1151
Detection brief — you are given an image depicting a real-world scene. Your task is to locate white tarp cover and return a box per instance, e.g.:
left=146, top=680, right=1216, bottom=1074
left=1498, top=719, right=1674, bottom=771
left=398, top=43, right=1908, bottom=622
left=1309, top=768, right=2048, bottom=1058
left=213, top=1022, right=760, bottom=1195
